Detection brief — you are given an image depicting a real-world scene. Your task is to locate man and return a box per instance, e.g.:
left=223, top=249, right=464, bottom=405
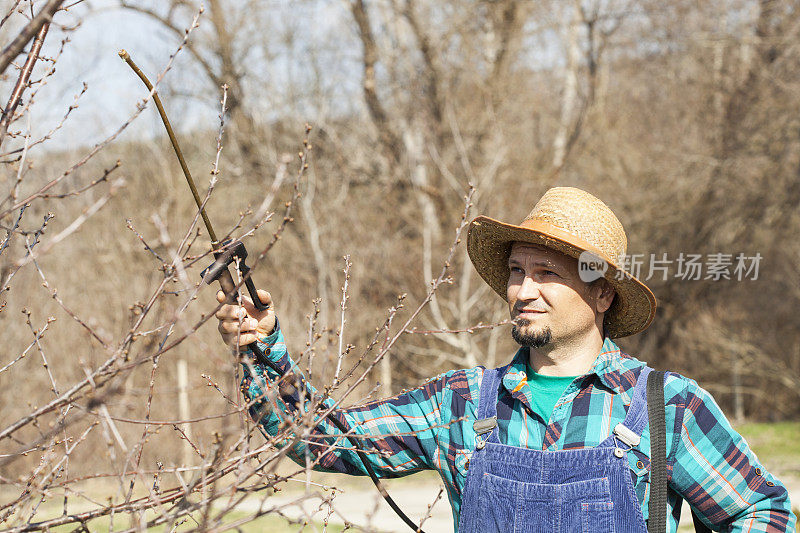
left=217, top=187, right=795, bottom=532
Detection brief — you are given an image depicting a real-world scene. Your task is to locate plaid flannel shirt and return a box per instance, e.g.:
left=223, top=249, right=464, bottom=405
left=241, top=321, right=796, bottom=532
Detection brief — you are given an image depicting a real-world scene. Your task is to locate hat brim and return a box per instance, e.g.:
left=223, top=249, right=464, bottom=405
left=467, top=216, right=656, bottom=338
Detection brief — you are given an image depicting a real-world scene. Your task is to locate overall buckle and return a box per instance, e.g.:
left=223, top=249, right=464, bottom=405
left=473, top=417, right=497, bottom=450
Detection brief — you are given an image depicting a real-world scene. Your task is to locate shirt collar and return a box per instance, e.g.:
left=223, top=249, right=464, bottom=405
left=501, top=337, right=627, bottom=395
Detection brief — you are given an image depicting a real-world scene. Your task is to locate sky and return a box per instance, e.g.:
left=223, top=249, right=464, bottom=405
left=5, top=0, right=569, bottom=155
left=7, top=0, right=218, bottom=153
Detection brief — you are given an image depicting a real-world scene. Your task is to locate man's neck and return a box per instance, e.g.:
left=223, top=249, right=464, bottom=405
left=527, top=328, right=605, bottom=377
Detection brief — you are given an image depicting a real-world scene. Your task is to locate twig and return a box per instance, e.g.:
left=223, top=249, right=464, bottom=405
left=0, top=204, right=27, bottom=257
left=404, top=320, right=511, bottom=335
left=0, top=211, right=54, bottom=294
left=0, top=319, right=53, bottom=376
left=125, top=218, right=166, bottom=264
left=202, top=374, right=238, bottom=408
left=0, top=0, right=64, bottom=77
left=417, top=487, right=444, bottom=531
left=332, top=255, right=352, bottom=386
left=171, top=425, right=205, bottom=460
left=39, top=159, right=120, bottom=198
left=25, top=221, right=115, bottom=349
left=0, top=2, right=24, bottom=30
left=211, top=84, right=228, bottom=178
left=22, top=308, right=59, bottom=396
left=0, top=20, right=50, bottom=147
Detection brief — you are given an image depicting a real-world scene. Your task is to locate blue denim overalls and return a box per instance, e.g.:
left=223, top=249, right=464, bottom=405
left=458, top=365, right=653, bottom=532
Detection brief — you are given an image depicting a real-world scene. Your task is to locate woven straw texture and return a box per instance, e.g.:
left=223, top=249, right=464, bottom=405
left=467, top=187, right=656, bottom=338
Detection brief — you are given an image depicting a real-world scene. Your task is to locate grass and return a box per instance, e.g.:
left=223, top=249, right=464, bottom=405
left=736, top=421, right=800, bottom=475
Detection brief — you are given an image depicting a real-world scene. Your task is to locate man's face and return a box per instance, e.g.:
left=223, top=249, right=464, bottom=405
left=506, top=242, right=612, bottom=348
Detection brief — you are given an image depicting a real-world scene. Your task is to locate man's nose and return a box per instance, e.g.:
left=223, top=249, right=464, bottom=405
left=516, top=275, right=541, bottom=300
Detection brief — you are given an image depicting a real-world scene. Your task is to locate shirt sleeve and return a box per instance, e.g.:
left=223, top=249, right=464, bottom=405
left=239, top=319, right=450, bottom=478
left=670, top=377, right=796, bottom=532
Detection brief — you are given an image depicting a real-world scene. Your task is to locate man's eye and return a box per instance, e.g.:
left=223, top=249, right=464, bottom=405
left=510, top=266, right=523, bottom=274
left=543, top=270, right=559, bottom=277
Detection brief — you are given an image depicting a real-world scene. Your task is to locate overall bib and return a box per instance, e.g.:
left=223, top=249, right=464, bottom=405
left=458, top=365, right=652, bottom=533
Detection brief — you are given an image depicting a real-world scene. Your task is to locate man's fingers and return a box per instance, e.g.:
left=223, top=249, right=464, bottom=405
left=216, top=290, right=267, bottom=317
left=240, top=290, right=271, bottom=315
left=215, top=305, right=248, bottom=321
left=216, top=289, right=256, bottom=307
left=237, top=333, right=258, bottom=346
left=218, top=318, right=259, bottom=335
left=255, top=289, right=272, bottom=307
left=215, top=289, right=274, bottom=347
left=239, top=290, right=272, bottom=312
left=221, top=332, right=259, bottom=347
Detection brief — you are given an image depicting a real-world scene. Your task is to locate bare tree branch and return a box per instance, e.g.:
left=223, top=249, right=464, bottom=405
left=0, top=0, right=64, bottom=76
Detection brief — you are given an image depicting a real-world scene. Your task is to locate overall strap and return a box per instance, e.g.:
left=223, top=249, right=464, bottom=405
left=477, top=366, right=503, bottom=420
left=619, top=366, right=653, bottom=439
left=474, top=365, right=505, bottom=446
left=646, top=369, right=667, bottom=533
left=646, top=370, right=711, bottom=533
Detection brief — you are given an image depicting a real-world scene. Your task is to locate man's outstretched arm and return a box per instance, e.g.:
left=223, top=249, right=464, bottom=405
left=216, top=290, right=452, bottom=478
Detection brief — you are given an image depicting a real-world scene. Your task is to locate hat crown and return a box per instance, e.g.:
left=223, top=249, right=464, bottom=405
left=524, top=187, right=627, bottom=265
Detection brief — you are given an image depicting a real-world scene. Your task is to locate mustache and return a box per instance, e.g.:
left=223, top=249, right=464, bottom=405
left=513, top=305, right=548, bottom=314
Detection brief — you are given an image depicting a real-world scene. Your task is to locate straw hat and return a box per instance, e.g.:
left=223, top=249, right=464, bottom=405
left=467, top=187, right=656, bottom=338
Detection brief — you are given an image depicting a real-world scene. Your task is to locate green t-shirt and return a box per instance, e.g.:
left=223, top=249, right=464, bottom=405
left=526, top=366, right=580, bottom=423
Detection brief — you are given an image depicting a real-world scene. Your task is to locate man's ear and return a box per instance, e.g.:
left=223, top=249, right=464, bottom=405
left=594, top=280, right=616, bottom=314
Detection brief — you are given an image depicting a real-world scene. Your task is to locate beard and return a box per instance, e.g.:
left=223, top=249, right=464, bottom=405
left=511, top=318, right=552, bottom=348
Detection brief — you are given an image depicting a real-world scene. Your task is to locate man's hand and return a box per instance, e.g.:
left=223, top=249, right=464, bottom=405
left=215, top=289, right=276, bottom=347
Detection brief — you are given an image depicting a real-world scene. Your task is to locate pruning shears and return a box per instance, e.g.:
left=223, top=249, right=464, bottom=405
left=118, top=50, right=265, bottom=313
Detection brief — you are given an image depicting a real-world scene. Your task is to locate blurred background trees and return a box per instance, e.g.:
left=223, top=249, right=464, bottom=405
left=1, top=0, right=799, bottom=521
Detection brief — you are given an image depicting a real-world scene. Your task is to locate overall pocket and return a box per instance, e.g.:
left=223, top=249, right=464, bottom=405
left=581, top=501, right=615, bottom=533
left=477, top=473, right=616, bottom=533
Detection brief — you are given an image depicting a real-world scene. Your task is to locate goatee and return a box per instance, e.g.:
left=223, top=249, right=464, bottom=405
left=511, top=319, right=552, bottom=348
